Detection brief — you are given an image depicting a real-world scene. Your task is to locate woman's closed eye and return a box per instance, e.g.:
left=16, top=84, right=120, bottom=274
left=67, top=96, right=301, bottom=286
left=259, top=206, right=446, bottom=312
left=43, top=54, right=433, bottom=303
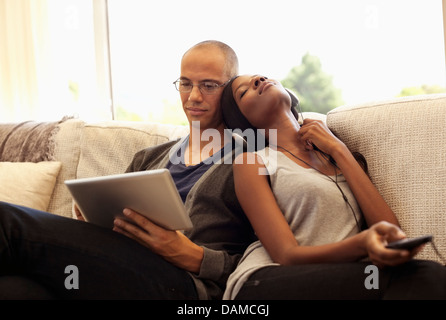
left=240, top=89, right=248, bottom=99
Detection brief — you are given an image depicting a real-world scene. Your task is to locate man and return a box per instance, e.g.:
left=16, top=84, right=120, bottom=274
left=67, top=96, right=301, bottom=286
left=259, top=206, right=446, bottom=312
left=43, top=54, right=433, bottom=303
left=0, top=40, right=256, bottom=300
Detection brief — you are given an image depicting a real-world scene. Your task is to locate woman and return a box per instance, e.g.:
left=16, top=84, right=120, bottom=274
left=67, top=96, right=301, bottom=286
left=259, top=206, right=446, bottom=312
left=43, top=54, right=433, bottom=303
left=221, top=75, right=446, bottom=300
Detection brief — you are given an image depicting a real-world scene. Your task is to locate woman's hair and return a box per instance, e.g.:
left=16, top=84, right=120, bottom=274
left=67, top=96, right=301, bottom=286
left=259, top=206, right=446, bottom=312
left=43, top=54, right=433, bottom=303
left=221, top=77, right=301, bottom=133
left=221, top=77, right=301, bottom=151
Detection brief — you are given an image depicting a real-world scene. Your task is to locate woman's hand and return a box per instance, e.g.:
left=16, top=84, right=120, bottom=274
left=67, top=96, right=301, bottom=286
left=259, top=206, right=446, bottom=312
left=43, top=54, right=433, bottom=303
left=364, top=221, right=423, bottom=268
left=298, top=119, right=344, bottom=155
left=113, top=208, right=203, bottom=273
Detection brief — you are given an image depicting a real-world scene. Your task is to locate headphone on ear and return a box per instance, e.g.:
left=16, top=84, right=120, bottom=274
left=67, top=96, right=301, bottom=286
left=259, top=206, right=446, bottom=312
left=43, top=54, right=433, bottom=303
left=285, top=88, right=304, bottom=125
left=285, top=88, right=323, bottom=153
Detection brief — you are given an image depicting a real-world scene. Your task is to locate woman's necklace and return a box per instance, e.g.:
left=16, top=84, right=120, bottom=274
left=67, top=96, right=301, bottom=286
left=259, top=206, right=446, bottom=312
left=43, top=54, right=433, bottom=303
left=274, top=145, right=362, bottom=230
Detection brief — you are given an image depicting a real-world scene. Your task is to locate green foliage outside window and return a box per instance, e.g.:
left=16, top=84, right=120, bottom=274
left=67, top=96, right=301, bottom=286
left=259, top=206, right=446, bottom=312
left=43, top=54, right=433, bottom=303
left=281, top=53, right=344, bottom=114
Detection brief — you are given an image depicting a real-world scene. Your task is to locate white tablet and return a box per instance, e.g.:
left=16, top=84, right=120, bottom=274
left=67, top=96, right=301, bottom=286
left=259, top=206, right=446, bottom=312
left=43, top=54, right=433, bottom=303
left=65, top=169, right=192, bottom=231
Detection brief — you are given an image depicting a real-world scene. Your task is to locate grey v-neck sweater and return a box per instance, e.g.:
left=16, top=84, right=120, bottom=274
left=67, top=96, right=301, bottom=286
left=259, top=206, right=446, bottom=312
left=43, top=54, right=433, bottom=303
left=125, top=137, right=257, bottom=299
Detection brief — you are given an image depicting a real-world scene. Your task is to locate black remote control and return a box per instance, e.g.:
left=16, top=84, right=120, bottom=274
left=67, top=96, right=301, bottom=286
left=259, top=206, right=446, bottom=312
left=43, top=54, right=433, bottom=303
left=386, top=235, right=433, bottom=250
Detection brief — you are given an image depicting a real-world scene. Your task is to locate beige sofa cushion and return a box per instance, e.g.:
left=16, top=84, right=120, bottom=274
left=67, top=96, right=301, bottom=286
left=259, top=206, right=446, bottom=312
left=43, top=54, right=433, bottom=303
left=76, top=121, right=189, bottom=179
left=47, top=119, right=85, bottom=218
left=0, top=161, right=61, bottom=211
left=327, top=94, right=446, bottom=263
left=72, top=120, right=188, bottom=218
left=300, top=111, right=327, bottom=123
left=0, top=117, right=84, bottom=218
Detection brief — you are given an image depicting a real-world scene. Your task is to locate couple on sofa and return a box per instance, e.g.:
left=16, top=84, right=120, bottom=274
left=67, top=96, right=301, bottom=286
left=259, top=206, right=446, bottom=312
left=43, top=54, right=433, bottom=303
left=0, top=40, right=445, bottom=300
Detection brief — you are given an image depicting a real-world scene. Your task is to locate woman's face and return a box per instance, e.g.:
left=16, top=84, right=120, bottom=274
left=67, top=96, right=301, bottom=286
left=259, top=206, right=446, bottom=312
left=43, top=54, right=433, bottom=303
left=231, top=75, right=291, bottom=128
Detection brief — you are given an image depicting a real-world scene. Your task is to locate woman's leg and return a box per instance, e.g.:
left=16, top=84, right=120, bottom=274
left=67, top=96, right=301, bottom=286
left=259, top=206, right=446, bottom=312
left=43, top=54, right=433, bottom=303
left=235, top=260, right=446, bottom=300
left=0, top=202, right=197, bottom=299
left=235, top=261, right=384, bottom=300
left=381, top=259, right=446, bottom=300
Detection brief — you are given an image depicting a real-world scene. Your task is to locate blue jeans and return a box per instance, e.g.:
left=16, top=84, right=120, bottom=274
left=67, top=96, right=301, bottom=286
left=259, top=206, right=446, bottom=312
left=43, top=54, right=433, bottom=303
left=0, top=202, right=197, bottom=299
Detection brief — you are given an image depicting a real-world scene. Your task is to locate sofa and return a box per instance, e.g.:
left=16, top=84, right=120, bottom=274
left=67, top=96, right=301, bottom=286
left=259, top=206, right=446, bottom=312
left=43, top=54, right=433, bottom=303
left=0, top=93, right=445, bottom=265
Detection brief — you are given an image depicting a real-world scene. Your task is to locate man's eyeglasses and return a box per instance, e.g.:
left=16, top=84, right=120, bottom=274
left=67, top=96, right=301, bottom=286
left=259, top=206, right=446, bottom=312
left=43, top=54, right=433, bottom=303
left=173, top=79, right=231, bottom=95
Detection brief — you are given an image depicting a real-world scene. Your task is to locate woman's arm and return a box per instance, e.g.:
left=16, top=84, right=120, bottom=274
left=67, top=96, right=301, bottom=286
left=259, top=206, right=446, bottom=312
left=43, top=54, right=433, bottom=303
left=298, top=119, right=399, bottom=227
left=233, top=153, right=303, bottom=264
left=234, top=153, right=413, bottom=267
left=234, top=153, right=368, bottom=265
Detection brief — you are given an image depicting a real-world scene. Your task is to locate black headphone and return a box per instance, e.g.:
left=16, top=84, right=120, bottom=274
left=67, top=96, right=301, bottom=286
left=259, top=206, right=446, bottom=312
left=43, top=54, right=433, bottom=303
left=285, top=88, right=304, bottom=124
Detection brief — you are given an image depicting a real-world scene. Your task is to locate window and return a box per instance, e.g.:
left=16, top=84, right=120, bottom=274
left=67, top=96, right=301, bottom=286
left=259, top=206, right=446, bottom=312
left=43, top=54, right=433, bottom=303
left=1, top=0, right=445, bottom=122
left=0, top=0, right=112, bottom=121
left=107, top=0, right=446, bottom=120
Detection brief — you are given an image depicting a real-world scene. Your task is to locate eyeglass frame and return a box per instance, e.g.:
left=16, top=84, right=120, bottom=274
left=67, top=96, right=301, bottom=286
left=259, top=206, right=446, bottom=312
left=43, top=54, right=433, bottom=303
left=173, top=78, right=231, bottom=95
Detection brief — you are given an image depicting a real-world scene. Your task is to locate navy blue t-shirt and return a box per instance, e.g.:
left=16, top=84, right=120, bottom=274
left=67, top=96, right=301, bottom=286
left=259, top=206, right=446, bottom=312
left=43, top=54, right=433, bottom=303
left=165, top=138, right=232, bottom=203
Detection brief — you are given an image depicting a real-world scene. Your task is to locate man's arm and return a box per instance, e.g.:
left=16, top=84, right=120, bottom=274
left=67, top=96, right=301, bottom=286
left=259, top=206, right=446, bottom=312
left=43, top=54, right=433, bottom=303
left=73, top=203, right=85, bottom=221
left=113, top=208, right=203, bottom=273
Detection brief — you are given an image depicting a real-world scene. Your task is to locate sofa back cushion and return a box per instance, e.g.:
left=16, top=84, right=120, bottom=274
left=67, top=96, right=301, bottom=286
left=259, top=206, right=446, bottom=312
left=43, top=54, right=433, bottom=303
left=76, top=121, right=189, bottom=179
left=0, top=118, right=84, bottom=218
left=47, top=119, right=85, bottom=217
left=0, top=161, right=61, bottom=211
left=327, top=94, right=446, bottom=263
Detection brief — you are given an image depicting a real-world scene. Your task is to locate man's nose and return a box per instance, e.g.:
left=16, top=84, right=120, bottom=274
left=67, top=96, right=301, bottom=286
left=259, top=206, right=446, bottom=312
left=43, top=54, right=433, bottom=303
left=188, top=85, right=204, bottom=102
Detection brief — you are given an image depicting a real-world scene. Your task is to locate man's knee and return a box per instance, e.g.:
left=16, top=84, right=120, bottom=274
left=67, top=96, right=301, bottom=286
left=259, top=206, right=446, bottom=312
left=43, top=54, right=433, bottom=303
left=0, top=276, right=56, bottom=300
